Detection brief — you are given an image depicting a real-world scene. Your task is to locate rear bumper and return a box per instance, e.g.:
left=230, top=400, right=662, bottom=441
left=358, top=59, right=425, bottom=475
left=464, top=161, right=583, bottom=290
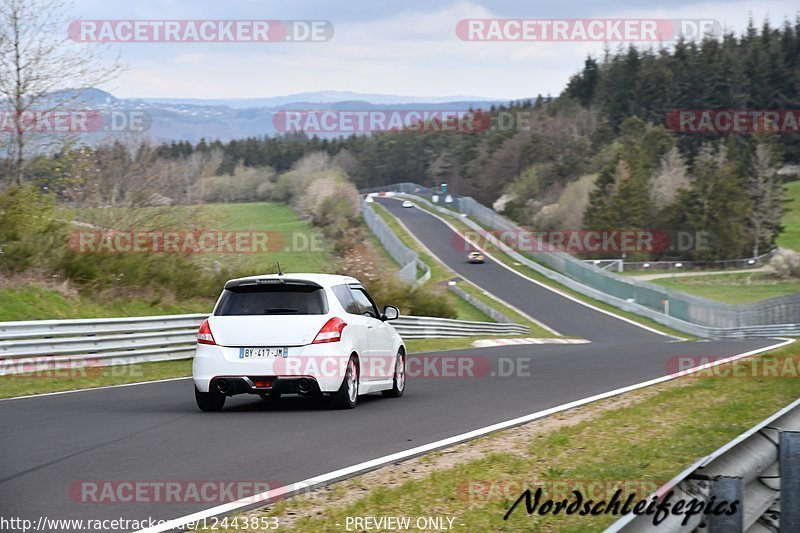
left=192, top=342, right=351, bottom=394
left=208, top=376, right=322, bottom=396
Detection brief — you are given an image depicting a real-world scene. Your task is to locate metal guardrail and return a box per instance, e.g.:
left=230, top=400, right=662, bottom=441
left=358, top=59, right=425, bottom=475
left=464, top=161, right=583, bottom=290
left=392, top=315, right=528, bottom=339
left=0, top=314, right=207, bottom=374
left=362, top=198, right=431, bottom=286
left=0, top=313, right=528, bottom=375
left=607, top=397, right=800, bottom=532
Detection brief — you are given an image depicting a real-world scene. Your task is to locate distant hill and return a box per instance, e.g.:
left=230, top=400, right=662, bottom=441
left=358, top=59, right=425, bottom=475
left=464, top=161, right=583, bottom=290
left=138, top=90, right=502, bottom=108
left=42, top=88, right=509, bottom=144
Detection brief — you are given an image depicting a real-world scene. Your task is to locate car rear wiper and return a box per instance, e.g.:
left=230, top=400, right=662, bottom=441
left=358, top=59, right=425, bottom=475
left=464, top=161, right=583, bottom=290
left=263, top=308, right=300, bottom=314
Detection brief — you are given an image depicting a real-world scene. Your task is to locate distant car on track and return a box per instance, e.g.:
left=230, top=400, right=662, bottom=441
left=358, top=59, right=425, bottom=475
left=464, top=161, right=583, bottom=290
left=401, top=200, right=414, bottom=208
left=467, top=251, right=485, bottom=263
left=192, top=273, right=406, bottom=411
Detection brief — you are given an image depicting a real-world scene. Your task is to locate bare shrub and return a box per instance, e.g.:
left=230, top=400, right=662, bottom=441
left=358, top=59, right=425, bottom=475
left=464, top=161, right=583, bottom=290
left=765, top=249, right=800, bottom=279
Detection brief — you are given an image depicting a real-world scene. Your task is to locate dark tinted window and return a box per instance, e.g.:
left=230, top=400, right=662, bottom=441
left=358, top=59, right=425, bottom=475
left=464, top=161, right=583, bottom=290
left=350, top=287, right=379, bottom=318
left=214, top=284, right=327, bottom=316
left=332, top=284, right=360, bottom=315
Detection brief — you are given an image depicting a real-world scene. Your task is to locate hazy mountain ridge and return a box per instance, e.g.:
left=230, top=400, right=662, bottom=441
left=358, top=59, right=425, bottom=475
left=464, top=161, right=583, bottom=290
left=49, top=88, right=508, bottom=143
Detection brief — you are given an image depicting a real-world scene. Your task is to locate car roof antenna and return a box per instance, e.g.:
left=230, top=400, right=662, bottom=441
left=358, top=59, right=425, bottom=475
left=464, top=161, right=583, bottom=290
left=276, top=261, right=284, bottom=276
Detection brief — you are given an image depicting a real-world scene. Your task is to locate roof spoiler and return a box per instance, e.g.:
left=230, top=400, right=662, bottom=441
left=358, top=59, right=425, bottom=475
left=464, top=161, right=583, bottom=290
left=224, top=278, right=323, bottom=290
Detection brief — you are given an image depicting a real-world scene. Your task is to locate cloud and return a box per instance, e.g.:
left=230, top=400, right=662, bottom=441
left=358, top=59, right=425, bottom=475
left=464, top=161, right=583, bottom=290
left=77, top=0, right=798, bottom=100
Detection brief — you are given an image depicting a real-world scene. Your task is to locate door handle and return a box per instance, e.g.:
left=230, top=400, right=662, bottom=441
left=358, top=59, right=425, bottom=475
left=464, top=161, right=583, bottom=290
left=367, top=325, right=373, bottom=329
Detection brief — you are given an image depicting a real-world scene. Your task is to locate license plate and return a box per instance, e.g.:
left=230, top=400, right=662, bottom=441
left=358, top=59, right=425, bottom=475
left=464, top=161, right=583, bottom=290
left=239, top=347, right=285, bottom=359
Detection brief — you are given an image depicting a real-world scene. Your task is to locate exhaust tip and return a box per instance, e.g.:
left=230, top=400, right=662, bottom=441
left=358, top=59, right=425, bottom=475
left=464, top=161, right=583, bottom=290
left=216, top=378, right=230, bottom=394
left=297, top=378, right=311, bottom=393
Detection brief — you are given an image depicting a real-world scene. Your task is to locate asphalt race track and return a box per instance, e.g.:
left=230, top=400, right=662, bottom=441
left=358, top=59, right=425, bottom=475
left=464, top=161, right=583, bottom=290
left=377, top=197, right=663, bottom=342
left=0, top=199, right=782, bottom=532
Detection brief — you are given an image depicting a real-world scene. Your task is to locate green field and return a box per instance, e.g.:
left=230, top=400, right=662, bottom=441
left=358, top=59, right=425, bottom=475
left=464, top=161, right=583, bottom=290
left=777, top=180, right=800, bottom=250
left=649, top=272, right=800, bottom=304
left=72, top=202, right=335, bottom=275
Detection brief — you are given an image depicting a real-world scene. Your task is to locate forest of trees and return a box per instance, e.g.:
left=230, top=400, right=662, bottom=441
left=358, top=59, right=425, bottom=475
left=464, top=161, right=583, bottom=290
left=7, top=19, right=800, bottom=262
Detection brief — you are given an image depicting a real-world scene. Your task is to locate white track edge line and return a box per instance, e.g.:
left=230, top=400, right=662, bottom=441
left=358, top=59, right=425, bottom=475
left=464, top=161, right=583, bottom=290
left=135, top=337, right=794, bottom=533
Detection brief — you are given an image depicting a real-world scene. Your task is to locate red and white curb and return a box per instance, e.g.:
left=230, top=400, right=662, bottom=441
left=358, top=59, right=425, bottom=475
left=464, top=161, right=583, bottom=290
left=471, top=337, right=590, bottom=348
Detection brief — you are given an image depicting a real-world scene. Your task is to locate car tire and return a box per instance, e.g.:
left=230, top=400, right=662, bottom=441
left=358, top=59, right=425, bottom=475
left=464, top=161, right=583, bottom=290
left=382, top=350, right=406, bottom=398
left=195, top=386, right=226, bottom=412
left=332, top=355, right=359, bottom=409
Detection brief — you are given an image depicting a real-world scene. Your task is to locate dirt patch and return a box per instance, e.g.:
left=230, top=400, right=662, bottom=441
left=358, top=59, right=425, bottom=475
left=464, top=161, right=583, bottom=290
left=0, top=272, right=79, bottom=297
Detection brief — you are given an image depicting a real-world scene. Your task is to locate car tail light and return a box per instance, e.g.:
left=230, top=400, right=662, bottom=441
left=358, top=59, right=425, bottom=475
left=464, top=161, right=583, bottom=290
left=197, top=319, right=216, bottom=345
left=312, top=317, right=347, bottom=344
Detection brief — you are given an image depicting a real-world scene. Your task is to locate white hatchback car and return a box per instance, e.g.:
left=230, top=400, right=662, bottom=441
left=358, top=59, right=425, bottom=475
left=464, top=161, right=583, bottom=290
left=192, top=273, right=406, bottom=411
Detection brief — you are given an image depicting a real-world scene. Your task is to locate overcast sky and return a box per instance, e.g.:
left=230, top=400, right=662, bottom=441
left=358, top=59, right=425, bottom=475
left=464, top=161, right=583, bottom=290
left=71, top=0, right=799, bottom=101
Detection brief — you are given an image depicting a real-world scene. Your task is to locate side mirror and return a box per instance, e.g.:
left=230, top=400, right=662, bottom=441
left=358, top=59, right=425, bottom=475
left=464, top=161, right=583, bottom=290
left=382, top=305, right=399, bottom=321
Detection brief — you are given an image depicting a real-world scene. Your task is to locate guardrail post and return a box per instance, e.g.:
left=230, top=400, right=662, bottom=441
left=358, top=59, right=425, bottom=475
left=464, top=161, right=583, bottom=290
left=708, top=476, right=743, bottom=532
left=781, top=431, right=800, bottom=532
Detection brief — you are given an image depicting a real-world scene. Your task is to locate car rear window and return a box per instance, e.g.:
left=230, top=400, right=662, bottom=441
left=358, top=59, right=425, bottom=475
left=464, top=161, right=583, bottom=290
left=214, top=284, right=328, bottom=316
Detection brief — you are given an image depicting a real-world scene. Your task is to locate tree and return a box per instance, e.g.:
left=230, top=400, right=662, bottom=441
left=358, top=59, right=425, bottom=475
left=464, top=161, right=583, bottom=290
left=0, top=0, right=120, bottom=187
left=746, top=143, right=785, bottom=256
left=667, top=145, right=751, bottom=260
left=650, top=147, right=690, bottom=208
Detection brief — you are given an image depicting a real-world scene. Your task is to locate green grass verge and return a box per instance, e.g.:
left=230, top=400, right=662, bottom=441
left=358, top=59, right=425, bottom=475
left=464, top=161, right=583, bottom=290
left=233, top=340, right=800, bottom=532
left=650, top=272, right=800, bottom=304
left=0, top=286, right=213, bottom=321
left=371, top=202, right=554, bottom=336
left=449, top=296, right=493, bottom=322
left=778, top=180, right=800, bottom=250
left=410, top=201, right=691, bottom=339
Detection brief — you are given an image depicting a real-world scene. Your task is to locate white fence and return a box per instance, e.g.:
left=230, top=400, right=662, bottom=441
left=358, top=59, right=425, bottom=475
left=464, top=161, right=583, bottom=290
left=0, top=314, right=529, bottom=375
left=362, top=198, right=430, bottom=286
